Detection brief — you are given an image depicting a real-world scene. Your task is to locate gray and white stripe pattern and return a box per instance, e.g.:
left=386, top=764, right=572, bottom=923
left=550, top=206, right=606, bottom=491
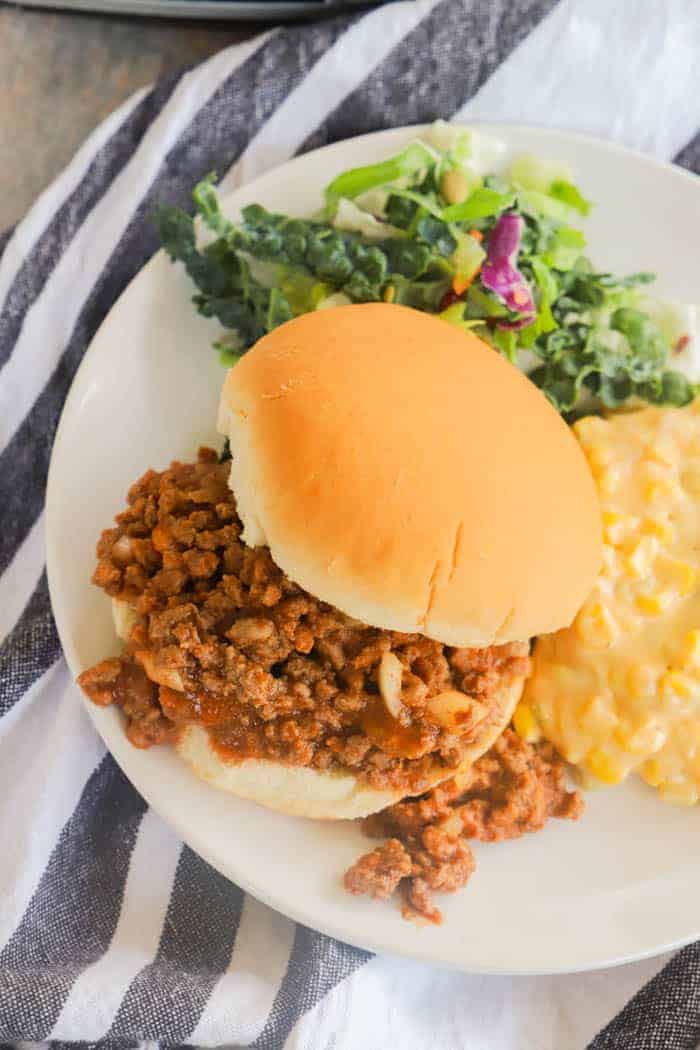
left=1, top=2, right=699, bottom=1046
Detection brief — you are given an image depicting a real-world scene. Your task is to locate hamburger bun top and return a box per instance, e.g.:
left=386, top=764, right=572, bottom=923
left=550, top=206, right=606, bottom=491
left=219, top=303, right=602, bottom=648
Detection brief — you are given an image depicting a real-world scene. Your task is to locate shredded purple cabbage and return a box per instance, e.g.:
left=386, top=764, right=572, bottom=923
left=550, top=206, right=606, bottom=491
left=481, top=213, right=535, bottom=329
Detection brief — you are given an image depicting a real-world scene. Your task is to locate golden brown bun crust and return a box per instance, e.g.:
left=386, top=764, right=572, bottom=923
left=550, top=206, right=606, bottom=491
left=112, top=599, right=525, bottom=819
left=219, top=303, right=602, bottom=647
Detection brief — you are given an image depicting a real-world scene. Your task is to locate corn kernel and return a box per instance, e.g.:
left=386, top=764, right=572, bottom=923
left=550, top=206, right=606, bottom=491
left=660, top=670, right=696, bottom=701
left=602, top=510, right=639, bottom=547
left=587, top=460, right=603, bottom=482
left=576, top=601, right=620, bottom=648
left=658, top=557, right=697, bottom=596
left=644, top=439, right=676, bottom=467
left=588, top=444, right=615, bottom=471
left=512, top=703, right=541, bottom=743
left=636, top=591, right=674, bottom=616
left=625, top=536, right=659, bottom=578
left=580, top=694, right=618, bottom=733
left=643, top=515, right=674, bottom=545
left=574, top=766, right=606, bottom=791
left=585, top=749, right=626, bottom=785
left=626, top=663, right=658, bottom=698
left=574, top=416, right=609, bottom=445
left=644, top=478, right=683, bottom=504
left=641, top=758, right=664, bottom=787
left=614, top=718, right=667, bottom=755
left=598, top=466, right=621, bottom=496
left=545, top=664, right=582, bottom=694
left=600, top=545, right=618, bottom=577
left=562, top=742, right=589, bottom=765
left=601, top=507, right=622, bottom=532
left=613, top=725, right=632, bottom=751
left=678, top=629, right=700, bottom=671
left=681, top=464, right=700, bottom=495
left=676, top=563, right=697, bottom=597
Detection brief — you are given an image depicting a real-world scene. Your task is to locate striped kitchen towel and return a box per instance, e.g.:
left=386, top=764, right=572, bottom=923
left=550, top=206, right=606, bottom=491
left=1, top=1, right=700, bottom=1047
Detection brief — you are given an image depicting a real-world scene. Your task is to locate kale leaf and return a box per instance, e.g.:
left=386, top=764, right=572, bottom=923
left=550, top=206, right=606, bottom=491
left=155, top=202, right=293, bottom=356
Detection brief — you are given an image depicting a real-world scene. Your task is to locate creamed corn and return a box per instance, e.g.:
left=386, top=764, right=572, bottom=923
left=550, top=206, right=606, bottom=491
left=517, top=400, right=700, bottom=804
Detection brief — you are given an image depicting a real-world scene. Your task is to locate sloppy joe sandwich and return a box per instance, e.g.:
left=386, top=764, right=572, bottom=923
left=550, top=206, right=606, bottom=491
left=78, top=303, right=602, bottom=820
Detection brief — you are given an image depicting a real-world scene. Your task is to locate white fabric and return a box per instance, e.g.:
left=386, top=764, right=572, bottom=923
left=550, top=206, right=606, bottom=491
left=50, top=810, right=183, bottom=1041
left=0, top=663, right=104, bottom=947
left=284, top=952, right=673, bottom=1050
left=190, top=896, right=297, bottom=1045
left=457, top=0, right=700, bottom=160
left=223, top=0, right=442, bottom=190
left=0, top=511, right=44, bottom=647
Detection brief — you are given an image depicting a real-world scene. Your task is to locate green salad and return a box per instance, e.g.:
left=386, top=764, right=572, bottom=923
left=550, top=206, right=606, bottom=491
left=155, top=121, right=696, bottom=417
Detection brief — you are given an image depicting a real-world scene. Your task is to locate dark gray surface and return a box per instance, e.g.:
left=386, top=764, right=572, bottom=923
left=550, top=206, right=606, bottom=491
left=8, top=0, right=341, bottom=18
left=0, top=5, right=262, bottom=230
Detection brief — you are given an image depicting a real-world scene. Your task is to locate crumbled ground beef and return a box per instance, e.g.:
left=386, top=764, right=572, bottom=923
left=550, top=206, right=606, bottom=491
left=78, top=450, right=530, bottom=794
left=344, top=730, right=584, bottom=923
left=343, top=839, right=414, bottom=900
left=79, top=657, right=177, bottom=749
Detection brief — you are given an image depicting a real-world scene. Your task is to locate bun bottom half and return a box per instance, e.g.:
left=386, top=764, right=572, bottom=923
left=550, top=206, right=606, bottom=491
left=112, top=599, right=525, bottom=820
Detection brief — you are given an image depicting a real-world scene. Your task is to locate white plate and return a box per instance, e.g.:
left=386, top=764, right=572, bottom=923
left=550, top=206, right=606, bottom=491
left=46, top=124, right=700, bottom=975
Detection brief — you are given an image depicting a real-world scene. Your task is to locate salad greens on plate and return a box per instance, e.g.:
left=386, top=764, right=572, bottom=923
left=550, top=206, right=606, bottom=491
left=155, top=121, right=697, bottom=417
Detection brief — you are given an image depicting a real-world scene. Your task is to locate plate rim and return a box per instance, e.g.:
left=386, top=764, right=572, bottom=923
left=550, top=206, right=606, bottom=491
left=46, top=121, right=700, bottom=976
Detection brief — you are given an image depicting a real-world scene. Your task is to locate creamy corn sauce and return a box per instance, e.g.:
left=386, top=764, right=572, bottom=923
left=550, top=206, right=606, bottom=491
left=517, top=400, right=700, bottom=805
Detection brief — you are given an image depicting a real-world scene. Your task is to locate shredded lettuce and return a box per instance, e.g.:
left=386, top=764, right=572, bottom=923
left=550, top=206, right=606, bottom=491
left=540, top=226, right=587, bottom=270
left=316, top=291, right=353, bottom=310
left=439, top=301, right=487, bottom=331
left=548, top=180, right=591, bottom=216
left=324, top=141, right=437, bottom=207
left=518, top=189, right=578, bottom=225
left=428, top=120, right=507, bottom=175
left=450, top=231, right=486, bottom=282
left=332, top=198, right=403, bottom=240
left=442, top=187, right=516, bottom=223
left=509, top=154, right=573, bottom=193
left=529, top=257, right=558, bottom=336
left=277, top=271, right=333, bottom=314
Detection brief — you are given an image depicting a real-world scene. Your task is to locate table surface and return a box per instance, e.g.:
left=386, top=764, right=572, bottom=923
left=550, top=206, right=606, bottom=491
left=0, top=4, right=264, bottom=232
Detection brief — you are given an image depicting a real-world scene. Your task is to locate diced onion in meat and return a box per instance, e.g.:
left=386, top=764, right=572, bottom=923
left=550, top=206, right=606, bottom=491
left=427, top=690, right=479, bottom=729
left=111, top=535, right=133, bottom=563
left=378, top=651, right=404, bottom=720
left=137, top=651, right=184, bottom=693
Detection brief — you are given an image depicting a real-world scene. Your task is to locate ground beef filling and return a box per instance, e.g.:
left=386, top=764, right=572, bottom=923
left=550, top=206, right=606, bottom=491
left=78, top=450, right=530, bottom=793
left=344, top=730, right=584, bottom=923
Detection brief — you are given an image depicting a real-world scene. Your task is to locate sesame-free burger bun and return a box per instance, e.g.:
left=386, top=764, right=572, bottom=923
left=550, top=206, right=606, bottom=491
left=174, top=673, right=524, bottom=819
left=219, top=303, right=602, bottom=648
left=111, top=599, right=526, bottom=819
